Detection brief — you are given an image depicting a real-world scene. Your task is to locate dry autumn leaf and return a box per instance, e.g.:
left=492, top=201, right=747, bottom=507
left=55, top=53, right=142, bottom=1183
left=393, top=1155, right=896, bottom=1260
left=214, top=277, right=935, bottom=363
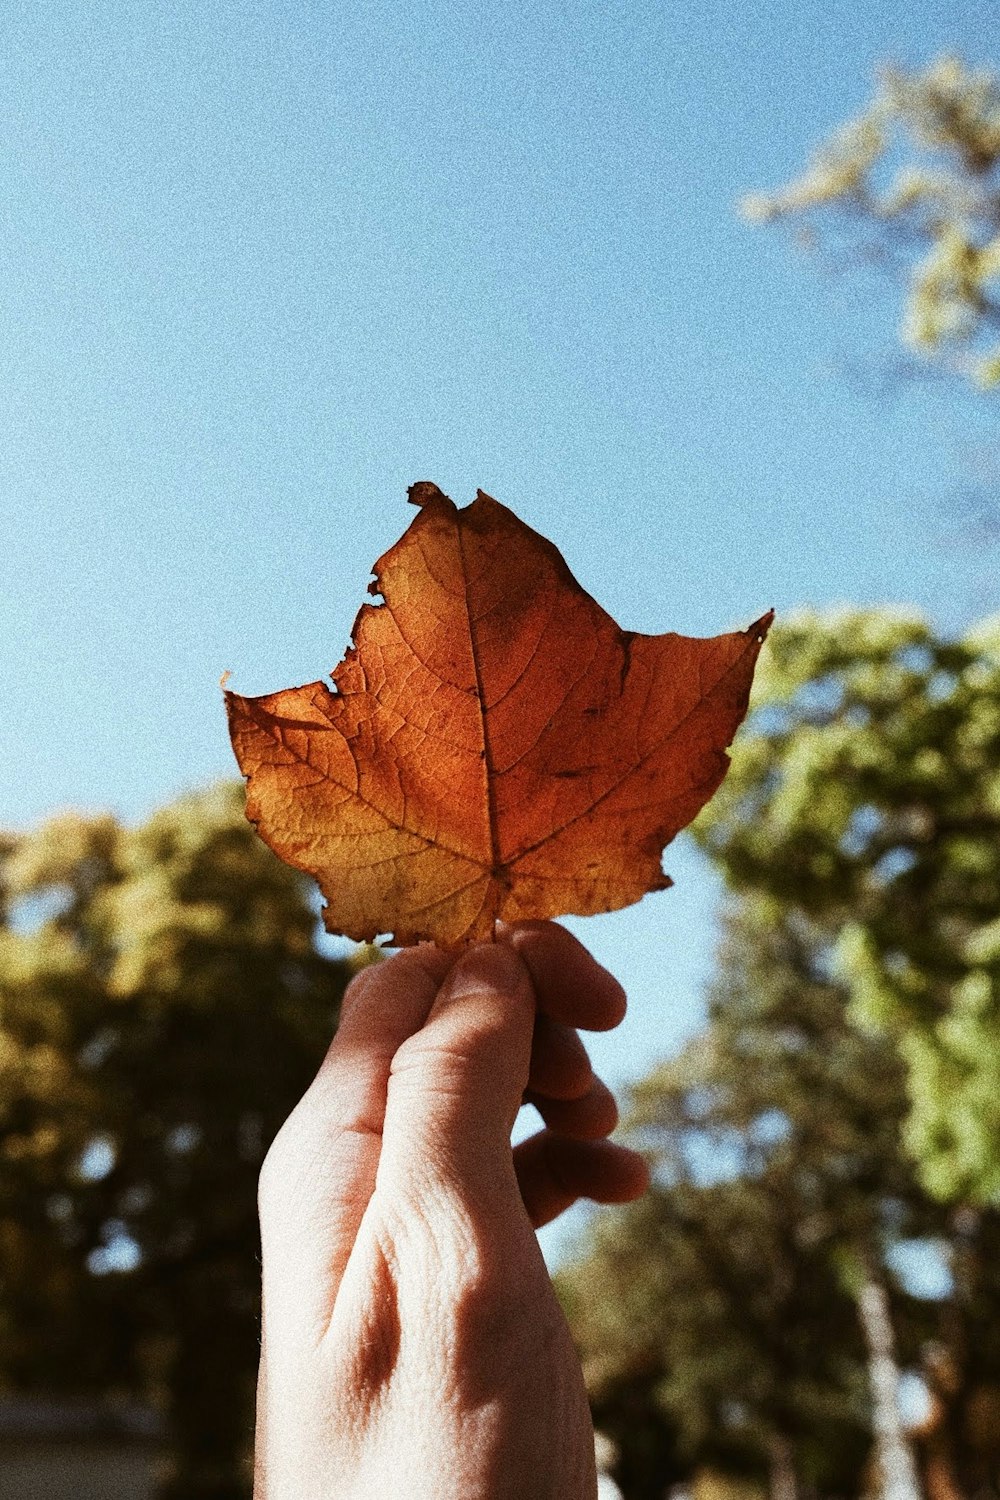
left=225, top=484, right=771, bottom=947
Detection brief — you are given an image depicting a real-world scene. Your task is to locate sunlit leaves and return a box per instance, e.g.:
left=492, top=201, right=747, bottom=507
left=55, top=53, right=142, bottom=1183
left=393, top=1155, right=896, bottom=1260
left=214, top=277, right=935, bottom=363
left=696, top=607, right=1000, bottom=1204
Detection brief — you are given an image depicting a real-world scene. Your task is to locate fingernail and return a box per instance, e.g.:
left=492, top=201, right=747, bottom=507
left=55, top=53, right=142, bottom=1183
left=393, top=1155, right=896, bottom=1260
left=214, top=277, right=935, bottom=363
left=442, top=943, right=526, bottom=998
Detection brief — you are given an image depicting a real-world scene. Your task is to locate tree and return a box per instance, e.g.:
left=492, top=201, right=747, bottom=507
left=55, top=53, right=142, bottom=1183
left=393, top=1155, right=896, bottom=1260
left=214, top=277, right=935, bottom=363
left=695, top=608, right=1000, bottom=1207
left=560, top=897, right=936, bottom=1500
left=560, top=895, right=1000, bottom=1500
left=743, top=56, right=1000, bottom=390
left=683, top=606, right=1000, bottom=1497
left=563, top=608, right=1000, bottom=1496
left=0, top=783, right=358, bottom=1499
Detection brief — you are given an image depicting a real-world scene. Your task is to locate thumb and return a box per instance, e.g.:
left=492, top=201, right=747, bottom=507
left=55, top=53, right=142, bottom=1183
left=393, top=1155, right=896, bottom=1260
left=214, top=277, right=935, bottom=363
left=379, top=943, right=535, bottom=1188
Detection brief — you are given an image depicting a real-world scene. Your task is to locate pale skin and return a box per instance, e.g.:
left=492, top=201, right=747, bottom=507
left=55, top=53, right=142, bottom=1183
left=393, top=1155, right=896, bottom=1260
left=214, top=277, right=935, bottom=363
left=254, top=920, right=649, bottom=1500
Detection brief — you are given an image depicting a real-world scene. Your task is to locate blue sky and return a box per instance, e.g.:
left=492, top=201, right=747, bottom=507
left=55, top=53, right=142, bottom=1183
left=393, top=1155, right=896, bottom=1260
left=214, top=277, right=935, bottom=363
left=3, top=1, right=996, bottom=1260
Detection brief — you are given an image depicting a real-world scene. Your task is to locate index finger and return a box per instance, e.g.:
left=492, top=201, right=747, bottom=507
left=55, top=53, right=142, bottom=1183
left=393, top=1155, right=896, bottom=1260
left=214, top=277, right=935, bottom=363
left=497, top=920, right=626, bottom=1031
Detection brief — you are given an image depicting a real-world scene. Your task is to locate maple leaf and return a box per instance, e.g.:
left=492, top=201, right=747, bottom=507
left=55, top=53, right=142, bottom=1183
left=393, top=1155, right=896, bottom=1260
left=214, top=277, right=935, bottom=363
left=225, top=484, right=772, bottom=947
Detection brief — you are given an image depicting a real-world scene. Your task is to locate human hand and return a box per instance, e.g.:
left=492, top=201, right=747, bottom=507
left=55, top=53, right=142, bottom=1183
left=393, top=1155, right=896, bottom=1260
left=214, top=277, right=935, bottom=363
left=253, top=922, right=648, bottom=1500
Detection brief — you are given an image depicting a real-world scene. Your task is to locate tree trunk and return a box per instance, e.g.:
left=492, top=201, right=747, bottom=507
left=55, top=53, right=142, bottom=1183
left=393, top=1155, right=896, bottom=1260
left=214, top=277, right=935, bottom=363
left=768, top=1431, right=799, bottom=1500
left=855, top=1268, right=923, bottom=1500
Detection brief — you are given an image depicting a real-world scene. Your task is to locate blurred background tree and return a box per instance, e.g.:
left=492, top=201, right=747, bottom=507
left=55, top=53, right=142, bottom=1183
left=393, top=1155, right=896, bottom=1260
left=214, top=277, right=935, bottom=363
left=697, top=609, right=1000, bottom=1207
left=560, top=609, right=1000, bottom=1500
left=742, top=56, right=1000, bottom=392
left=0, top=783, right=356, bottom=1499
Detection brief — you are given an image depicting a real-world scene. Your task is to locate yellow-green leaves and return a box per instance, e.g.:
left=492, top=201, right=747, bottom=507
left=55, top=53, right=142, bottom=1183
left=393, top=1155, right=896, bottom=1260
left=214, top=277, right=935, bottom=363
left=696, top=607, right=1000, bottom=1204
left=743, top=56, right=1000, bottom=389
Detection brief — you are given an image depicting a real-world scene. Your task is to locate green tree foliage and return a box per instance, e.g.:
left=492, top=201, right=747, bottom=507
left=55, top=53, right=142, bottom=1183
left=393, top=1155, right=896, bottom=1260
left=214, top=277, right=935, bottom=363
left=0, top=783, right=356, bottom=1499
left=561, top=897, right=1000, bottom=1500
left=743, top=56, right=1000, bottom=388
left=562, top=606, right=1000, bottom=1496
left=695, top=608, right=1000, bottom=1205
left=561, top=900, right=919, bottom=1499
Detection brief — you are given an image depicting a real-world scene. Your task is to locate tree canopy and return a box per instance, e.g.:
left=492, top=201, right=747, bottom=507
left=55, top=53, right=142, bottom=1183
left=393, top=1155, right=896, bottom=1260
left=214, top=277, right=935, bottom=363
left=560, top=898, right=929, bottom=1500
left=744, top=56, right=1000, bottom=389
left=561, top=883, right=1000, bottom=1500
left=0, top=783, right=356, bottom=1499
left=695, top=607, right=1000, bottom=1206
left=561, top=606, right=1000, bottom=1500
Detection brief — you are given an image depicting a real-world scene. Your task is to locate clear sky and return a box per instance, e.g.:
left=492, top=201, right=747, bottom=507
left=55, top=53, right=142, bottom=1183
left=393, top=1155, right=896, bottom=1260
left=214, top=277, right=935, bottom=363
left=3, top=0, right=996, bottom=1262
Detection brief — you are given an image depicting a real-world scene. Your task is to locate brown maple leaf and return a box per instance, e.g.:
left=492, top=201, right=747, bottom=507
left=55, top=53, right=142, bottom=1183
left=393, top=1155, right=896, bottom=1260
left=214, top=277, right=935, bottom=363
left=225, top=484, right=771, bottom=946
